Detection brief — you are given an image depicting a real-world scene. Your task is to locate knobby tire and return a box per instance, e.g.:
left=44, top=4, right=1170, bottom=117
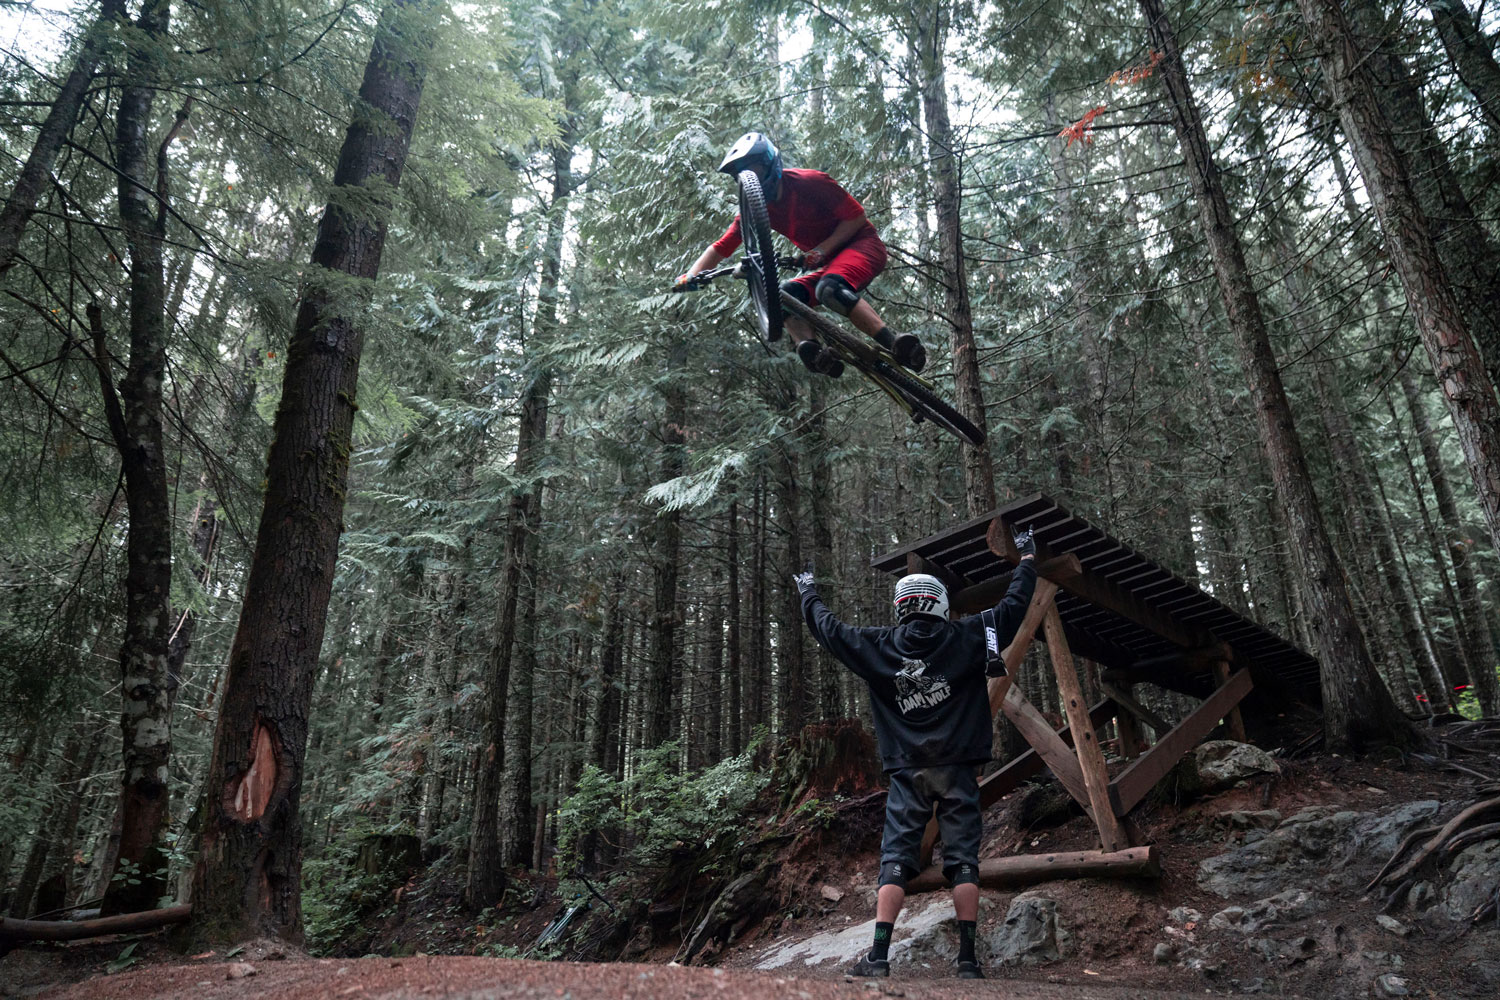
left=737, top=170, right=781, bottom=342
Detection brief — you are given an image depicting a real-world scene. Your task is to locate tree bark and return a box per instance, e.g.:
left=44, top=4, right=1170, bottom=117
left=1140, top=0, right=1411, bottom=748
left=725, top=499, right=743, bottom=753
left=183, top=1, right=429, bottom=944
left=1427, top=0, right=1500, bottom=133
left=0, top=0, right=125, bottom=274
left=646, top=347, right=686, bottom=751
left=99, top=0, right=177, bottom=916
left=911, top=5, right=995, bottom=513
left=1299, top=0, right=1500, bottom=664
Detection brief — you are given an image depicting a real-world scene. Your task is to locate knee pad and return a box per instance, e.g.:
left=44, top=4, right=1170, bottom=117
left=878, top=861, right=912, bottom=889
left=780, top=279, right=812, bottom=305
left=945, top=861, right=979, bottom=888
left=815, top=274, right=861, bottom=317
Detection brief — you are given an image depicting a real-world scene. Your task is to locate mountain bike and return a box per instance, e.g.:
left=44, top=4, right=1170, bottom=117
left=673, top=170, right=985, bottom=449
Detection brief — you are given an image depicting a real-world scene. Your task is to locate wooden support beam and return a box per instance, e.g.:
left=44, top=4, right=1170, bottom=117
left=1099, top=680, right=1173, bottom=737
left=905, top=845, right=1161, bottom=894
left=1215, top=660, right=1248, bottom=742
left=1108, top=666, right=1254, bottom=816
left=951, top=554, right=1081, bottom=615
left=977, top=698, right=1117, bottom=809
left=0, top=904, right=190, bottom=942
left=906, top=552, right=969, bottom=600
left=1001, top=684, right=1094, bottom=820
left=1044, top=604, right=1128, bottom=852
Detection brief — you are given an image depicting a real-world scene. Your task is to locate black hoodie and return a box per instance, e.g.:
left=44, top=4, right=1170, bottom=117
left=800, top=562, right=1036, bottom=772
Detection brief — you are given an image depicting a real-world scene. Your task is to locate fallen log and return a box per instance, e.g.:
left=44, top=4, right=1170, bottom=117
left=0, top=904, right=190, bottom=942
left=905, top=845, right=1160, bottom=894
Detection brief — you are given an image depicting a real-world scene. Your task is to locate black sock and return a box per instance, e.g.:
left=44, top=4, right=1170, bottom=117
left=870, top=921, right=894, bottom=961
left=957, top=920, right=977, bottom=964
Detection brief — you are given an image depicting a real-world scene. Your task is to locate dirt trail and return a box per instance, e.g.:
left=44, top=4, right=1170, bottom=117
left=33, top=954, right=1230, bottom=1000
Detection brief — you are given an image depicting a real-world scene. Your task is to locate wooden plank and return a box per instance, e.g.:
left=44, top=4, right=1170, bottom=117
left=1001, top=684, right=1094, bottom=820
left=951, top=554, right=1079, bottom=615
left=1215, top=660, right=1248, bottom=742
left=987, top=578, right=1060, bottom=713
left=1044, top=603, right=1128, bottom=852
left=905, top=846, right=1161, bottom=894
left=1115, top=684, right=1143, bottom=761
left=1108, top=666, right=1255, bottom=816
left=906, top=552, right=970, bottom=599
left=1099, top=680, right=1173, bottom=737
left=977, top=698, right=1117, bottom=809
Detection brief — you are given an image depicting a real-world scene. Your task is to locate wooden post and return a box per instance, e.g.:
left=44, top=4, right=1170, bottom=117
left=1215, top=660, right=1248, bottom=742
left=904, top=845, right=1161, bottom=894
left=987, top=578, right=1059, bottom=714
left=1044, top=604, right=1128, bottom=852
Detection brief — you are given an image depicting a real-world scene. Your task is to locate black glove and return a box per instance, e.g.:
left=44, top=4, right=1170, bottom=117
left=792, top=561, right=816, bottom=594
left=1013, top=526, right=1036, bottom=561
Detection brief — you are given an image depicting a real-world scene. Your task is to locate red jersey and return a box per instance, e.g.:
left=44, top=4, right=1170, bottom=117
left=711, top=168, right=879, bottom=256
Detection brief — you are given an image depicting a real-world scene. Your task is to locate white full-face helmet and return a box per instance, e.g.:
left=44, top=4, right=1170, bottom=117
left=893, top=573, right=949, bottom=622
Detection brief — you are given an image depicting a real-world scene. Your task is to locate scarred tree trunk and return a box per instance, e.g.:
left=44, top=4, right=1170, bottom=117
left=1298, top=0, right=1500, bottom=718
left=1139, top=0, right=1411, bottom=748
left=1427, top=0, right=1500, bottom=133
left=98, top=0, right=178, bottom=917
left=183, top=2, right=428, bottom=944
left=912, top=6, right=995, bottom=513
left=0, top=0, right=125, bottom=274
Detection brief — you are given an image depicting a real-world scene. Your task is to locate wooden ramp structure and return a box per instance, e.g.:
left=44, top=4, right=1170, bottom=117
left=871, top=494, right=1319, bottom=887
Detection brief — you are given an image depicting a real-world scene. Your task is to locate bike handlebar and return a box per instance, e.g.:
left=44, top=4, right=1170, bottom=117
left=669, top=253, right=806, bottom=293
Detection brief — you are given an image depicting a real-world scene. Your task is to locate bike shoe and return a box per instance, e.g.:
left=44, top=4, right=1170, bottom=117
left=797, top=341, right=844, bottom=378
left=848, top=955, right=890, bottom=978
left=893, top=333, right=927, bottom=373
left=956, top=960, right=985, bottom=980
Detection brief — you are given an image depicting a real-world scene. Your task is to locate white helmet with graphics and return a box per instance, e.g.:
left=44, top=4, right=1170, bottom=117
left=893, top=573, right=949, bottom=622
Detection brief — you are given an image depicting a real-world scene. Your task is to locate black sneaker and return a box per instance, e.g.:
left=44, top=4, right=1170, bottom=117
left=849, top=955, right=890, bottom=977
left=796, top=340, right=844, bottom=378
left=956, top=960, right=985, bottom=979
left=893, top=333, right=927, bottom=373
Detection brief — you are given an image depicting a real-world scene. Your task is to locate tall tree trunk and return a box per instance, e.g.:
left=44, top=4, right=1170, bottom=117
left=1396, top=365, right=1499, bottom=711
left=1298, top=0, right=1500, bottom=694
left=183, top=3, right=429, bottom=944
left=646, top=346, right=686, bottom=751
left=1140, top=0, right=1411, bottom=748
left=725, top=499, right=743, bottom=753
left=1426, top=0, right=1500, bottom=133
left=98, top=0, right=178, bottom=916
left=774, top=444, right=806, bottom=738
left=0, top=0, right=125, bottom=274
left=911, top=5, right=995, bottom=513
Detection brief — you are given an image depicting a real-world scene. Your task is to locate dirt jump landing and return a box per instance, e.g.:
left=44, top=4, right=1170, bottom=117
left=35, top=954, right=1251, bottom=1000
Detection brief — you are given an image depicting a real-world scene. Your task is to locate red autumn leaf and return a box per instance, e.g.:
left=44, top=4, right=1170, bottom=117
left=1061, top=105, right=1108, bottom=147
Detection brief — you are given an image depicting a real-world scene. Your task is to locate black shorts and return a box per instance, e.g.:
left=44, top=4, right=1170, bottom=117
left=880, top=764, right=982, bottom=885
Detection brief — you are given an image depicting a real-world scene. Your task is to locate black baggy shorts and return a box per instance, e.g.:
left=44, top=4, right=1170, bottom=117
left=880, top=764, right=982, bottom=886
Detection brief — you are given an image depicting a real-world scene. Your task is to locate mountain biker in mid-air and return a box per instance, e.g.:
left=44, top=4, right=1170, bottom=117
left=676, top=132, right=928, bottom=379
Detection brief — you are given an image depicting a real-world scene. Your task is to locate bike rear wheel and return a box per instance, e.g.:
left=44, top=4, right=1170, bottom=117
left=737, top=170, right=782, bottom=342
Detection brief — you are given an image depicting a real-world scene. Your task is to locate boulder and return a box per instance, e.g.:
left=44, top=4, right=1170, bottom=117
left=1440, top=840, right=1500, bottom=923
left=986, top=893, right=1072, bottom=966
left=1208, top=888, right=1324, bottom=934
left=1198, top=801, right=1444, bottom=898
left=1171, top=741, right=1279, bottom=798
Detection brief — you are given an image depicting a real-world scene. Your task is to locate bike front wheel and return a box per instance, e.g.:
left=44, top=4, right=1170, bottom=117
left=737, top=170, right=782, bottom=342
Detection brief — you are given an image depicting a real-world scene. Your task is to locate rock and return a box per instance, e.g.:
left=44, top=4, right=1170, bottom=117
left=1221, top=810, right=1282, bottom=831
left=1167, top=906, right=1203, bottom=925
left=1406, top=881, right=1435, bottom=910
left=819, top=885, right=844, bottom=902
left=225, top=963, right=256, bottom=980
left=1473, top=959, right=1500, bottom=985
left=987, top=893, right=1072, bottom=966
left=1441, top=841, right=1500, bottom=923
left=1152, top=942, right=1174, bottom=963
left=1197, top=800, right=1443, bottom=898
left=1360, top=950, right=1404, bottom=970
left=1375, top=915, right=1410, bottom=937
left=1208, top=889, right=1324, bottom=934
left=1375, top=973, right=1410, bottom=996
left=1171, top=741, right=1280, bottom=798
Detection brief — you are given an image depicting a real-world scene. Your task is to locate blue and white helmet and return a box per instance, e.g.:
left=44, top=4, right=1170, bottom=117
left=893, top=573, right=949, bottom=622
left=718, top=131, right=783, bottom=198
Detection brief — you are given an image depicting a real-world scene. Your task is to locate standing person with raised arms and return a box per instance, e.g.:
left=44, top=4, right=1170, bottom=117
left=792, top=528, right=1038, bottom=979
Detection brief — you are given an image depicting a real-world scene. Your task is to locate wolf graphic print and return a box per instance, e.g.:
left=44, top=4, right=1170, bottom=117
left=894, top=657, right=952, bottom=715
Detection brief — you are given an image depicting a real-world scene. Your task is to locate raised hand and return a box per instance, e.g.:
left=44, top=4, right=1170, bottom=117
left=1012, top=526, right=1036, bottom=561
left=793, top=561, right=816, bottom=593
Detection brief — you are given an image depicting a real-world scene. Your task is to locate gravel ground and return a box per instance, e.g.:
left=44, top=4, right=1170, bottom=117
left=32, top=954, right=1234, bottom=1000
